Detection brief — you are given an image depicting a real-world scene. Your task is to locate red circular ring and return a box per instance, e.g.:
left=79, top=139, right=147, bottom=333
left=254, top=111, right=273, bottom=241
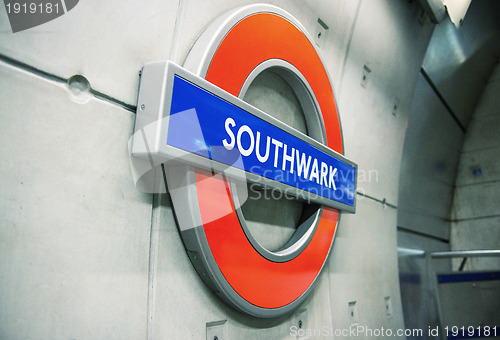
left=196, top=12, right=342, bottom=309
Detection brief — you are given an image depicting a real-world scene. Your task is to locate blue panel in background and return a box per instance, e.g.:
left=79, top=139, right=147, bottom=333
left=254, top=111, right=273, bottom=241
left=167, top=75, right=356, bottom=207
left=437, top=271, right=500, bottom=284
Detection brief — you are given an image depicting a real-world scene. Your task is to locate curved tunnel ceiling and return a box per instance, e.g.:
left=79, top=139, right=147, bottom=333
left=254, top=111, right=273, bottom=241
left=422, top=0, right=500, bottom=129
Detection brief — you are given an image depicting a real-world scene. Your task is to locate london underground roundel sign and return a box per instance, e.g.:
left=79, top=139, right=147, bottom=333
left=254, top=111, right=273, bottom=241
left=130, top=4, right=357, bottom=318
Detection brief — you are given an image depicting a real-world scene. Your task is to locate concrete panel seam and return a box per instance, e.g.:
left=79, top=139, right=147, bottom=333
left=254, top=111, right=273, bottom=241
left=397, top=226, right=450, bottom=243
left=168, top=0, right=187, bottom=63
left=337, top=0, right=363, bottom=98
left=146, top=190, right=164, bottom=340
left=451, top=214, right=500, bottom=223
left=420, top=67, right=466, bottom=132
left=455, top=179, right=500, bottom=188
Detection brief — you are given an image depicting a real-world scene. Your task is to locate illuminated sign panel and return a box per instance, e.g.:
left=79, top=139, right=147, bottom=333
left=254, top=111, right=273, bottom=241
left=163, top=71, right=356, bottom=211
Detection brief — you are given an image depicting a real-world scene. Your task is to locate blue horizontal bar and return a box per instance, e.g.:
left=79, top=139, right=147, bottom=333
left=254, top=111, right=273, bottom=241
left=167, top=75, right=356, bottom=207
left=438, top=271, right=500, bottom=284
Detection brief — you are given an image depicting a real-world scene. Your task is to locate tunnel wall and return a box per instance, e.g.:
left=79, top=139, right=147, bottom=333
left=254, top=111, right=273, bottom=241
left=0, top=1, right=435, bottom=338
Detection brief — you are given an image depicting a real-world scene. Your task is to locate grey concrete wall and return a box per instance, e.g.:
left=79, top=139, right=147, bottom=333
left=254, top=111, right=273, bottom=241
left=1, top=0, right=436, bottom=338
left=0, top=59, right=152, bottom=339
left=396, top=2, right=500, bottom=336
left=451, top=62, right=500, bottom=271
